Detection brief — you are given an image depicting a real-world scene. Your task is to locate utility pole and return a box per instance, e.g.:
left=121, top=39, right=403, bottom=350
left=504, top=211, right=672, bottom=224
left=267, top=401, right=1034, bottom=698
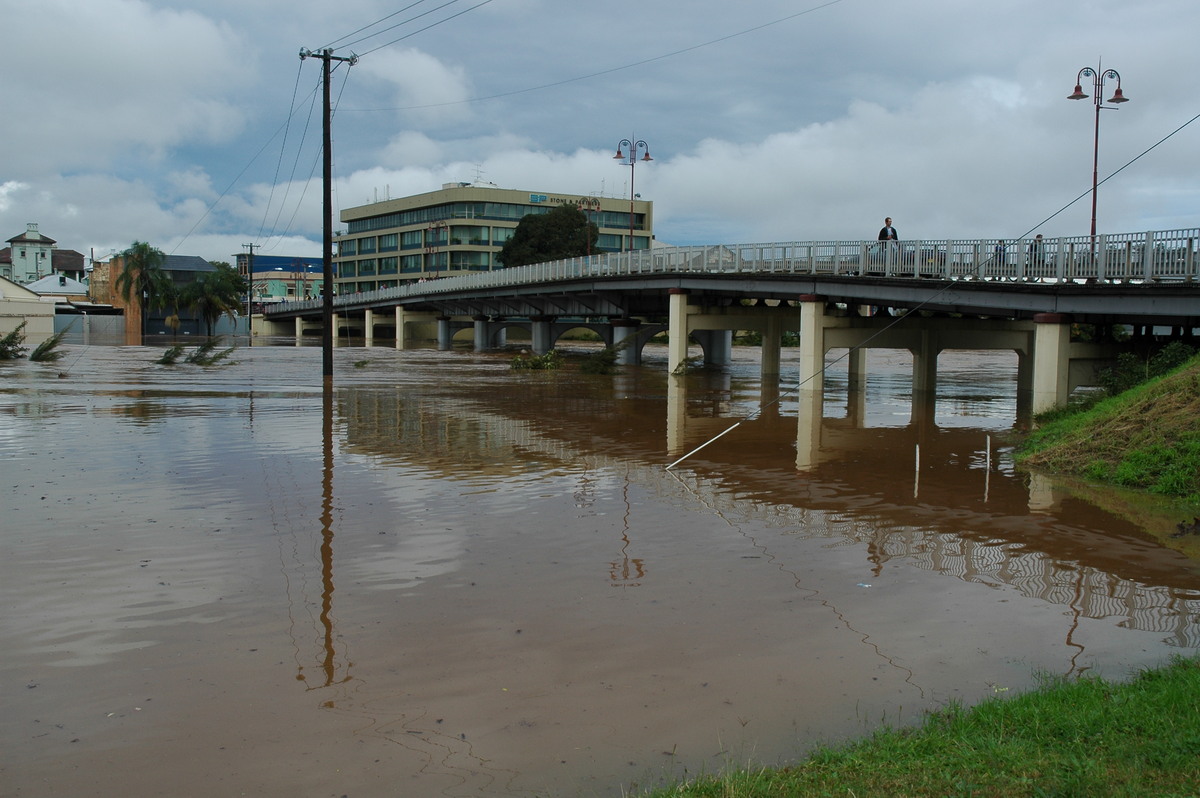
left=241, top=242, right=257, bottom=321
left=300, top=47, right=356, bottom=381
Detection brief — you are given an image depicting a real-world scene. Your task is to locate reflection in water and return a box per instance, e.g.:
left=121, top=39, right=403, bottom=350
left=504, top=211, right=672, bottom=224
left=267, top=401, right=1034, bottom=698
left=609, top=475, right=645, bottom=588
left=310, top=380, right=350, bottom=690
left=333, top=365, right=1200, bottom=650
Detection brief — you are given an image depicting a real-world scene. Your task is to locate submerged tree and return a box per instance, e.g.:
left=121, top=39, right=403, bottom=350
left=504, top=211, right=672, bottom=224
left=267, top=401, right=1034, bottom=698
left=180, top=263, right=248, bottom=336
left=30, top=323, right=73, bottom=362
left=114, top=241, right=173, bottom=337
left=0, top=322, right=28, bottom=360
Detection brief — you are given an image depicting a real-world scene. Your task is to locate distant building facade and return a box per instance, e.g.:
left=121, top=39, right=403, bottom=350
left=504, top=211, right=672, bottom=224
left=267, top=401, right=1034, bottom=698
left=234, top=253, right=324, bottom=305
left=334, top=183, right=653, bottom=294
left=1, top=223, right=87, bottom=284
left=0, top=275, right=55, bottom=337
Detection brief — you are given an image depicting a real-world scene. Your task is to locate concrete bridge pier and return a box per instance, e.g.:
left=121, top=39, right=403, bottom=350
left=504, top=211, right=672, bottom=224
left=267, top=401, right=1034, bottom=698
left=470, top=316, right=507, bottom=351
left=668, top=289, right=690, bottom=373
left=797, top=294, right=826, bottom=396
left=437, top=317, right=454, bottom=350
left=692, top=329, right=733, bottom=366
left=1032, top=313, right=1072, bottom=413
left=761, top=314, right=783, bottom=378
left=531, top=316, right=554, bottom=355
left=910, top=329, right=939, bottom=396
left=611, top=318, right=643, bottom=365
left=847, top=348, right=867, bottom=423
left=473, top=315, right=488, bottom=352
left=364, top=309, right=374, bottom=345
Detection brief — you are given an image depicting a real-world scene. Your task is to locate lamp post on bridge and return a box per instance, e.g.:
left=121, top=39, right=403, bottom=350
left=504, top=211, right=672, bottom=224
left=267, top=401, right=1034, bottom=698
left=577, top=196, right=600, bottom=256
left=1068, top=62, right=1130, bottom=239
left=613, top=138, right=651, bottom=253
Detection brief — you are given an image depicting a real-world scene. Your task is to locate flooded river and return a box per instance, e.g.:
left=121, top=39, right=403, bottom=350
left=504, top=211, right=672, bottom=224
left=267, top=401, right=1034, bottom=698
left=3, top=340, right=1199, bottom=797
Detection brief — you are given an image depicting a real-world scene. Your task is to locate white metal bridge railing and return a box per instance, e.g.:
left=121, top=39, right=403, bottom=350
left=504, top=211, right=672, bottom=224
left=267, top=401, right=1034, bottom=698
left=274, top=227, right=1199, bottom=314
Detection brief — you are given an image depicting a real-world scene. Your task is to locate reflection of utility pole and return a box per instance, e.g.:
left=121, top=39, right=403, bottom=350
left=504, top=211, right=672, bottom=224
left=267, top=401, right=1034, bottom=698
left=300, top=46, right=357, bottom=380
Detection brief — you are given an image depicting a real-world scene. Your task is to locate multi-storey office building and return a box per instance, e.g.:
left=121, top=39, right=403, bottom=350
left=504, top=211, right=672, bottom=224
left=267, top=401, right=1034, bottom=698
left=334, top=183, right=653, bottom=294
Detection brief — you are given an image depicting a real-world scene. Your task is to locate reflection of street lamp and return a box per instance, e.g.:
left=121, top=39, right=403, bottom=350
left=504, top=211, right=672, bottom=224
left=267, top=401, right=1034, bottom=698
left=1068, top=62, right=1130, bottom=238
left=577, top=196, right=600, bottom=255
left=613, top=137, right=651, bottom=252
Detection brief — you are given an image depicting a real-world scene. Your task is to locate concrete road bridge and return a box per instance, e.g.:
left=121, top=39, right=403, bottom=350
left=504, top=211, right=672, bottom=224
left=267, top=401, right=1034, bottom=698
left=259, top=228, right=1200, bottom=412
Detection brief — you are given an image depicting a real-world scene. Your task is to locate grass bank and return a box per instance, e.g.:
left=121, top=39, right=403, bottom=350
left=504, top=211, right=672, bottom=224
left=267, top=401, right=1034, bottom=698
left=633, top=657, right=1200, bottom=798
left=1016, top=356, right=1200, bottom=507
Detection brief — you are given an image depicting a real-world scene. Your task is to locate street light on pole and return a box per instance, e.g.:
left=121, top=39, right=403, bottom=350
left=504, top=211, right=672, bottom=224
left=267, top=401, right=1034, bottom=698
left=1068, top=62, right=1130, bottom=238
left=613, top=137, right=651, bottom=253
left=577, top=196, right=601, bottom=256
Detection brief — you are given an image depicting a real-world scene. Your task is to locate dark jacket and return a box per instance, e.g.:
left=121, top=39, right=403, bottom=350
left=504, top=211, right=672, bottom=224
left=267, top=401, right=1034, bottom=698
left=878, top=226, right=898, bottom=241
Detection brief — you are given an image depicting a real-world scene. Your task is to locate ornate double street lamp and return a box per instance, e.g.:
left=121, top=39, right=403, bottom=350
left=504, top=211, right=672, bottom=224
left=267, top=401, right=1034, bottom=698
left=577, top=196, right=601, bottom=256
left=613, top=137, right=651, bottom=253
left=1068, top=62, right=1130, bottom=238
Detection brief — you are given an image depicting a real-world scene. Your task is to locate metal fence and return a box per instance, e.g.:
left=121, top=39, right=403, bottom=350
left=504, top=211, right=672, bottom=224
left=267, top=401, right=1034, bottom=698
left=275, top=227, right=1199, bottom=314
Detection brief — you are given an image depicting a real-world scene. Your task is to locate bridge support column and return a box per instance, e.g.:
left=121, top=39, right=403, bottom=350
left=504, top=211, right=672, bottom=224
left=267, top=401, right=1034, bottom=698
left=332, top=313, right=340, bottom=344
left=693, top=329, right=732, bottom=366
left=910, top=330, right=939, bottom=395
left=1032, top=313, right=1072, bottom=413
left=473, top=315, right=488, bottom=352
left=797, top=294, right=826, bottom=396
left=847, top=348, right=867, bottom=423
left=437, top=317, right=453, bottom=350
left=294, top=317, right=304, bottom=340
left=667, top=289, right=690, bottom=373
left=394, top=307, right=403, bottom=348
left=364, top=309, right=374, bottom=345
left=1015, top=350, right=1033, bottom=417
left=531, top=315, right=554, bottom=354
left=612, top=318, right=642, bottom=365
left=761, top=314, right=783, bottom=379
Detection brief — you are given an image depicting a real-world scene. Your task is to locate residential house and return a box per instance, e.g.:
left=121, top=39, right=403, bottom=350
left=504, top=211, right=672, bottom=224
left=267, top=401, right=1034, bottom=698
left=1, top=223, right=87, bottom=284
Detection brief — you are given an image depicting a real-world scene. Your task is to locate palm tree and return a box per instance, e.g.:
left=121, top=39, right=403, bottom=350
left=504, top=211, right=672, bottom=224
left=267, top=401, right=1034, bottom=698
left=181, top=263, right=249, bottom=336
left=114, top=241, right=172, bottom=339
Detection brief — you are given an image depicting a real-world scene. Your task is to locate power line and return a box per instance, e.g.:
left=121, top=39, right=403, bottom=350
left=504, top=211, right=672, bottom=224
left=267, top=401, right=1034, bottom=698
left=344, top=0, right=844, bottom=112
left=258, top=64, right=320, bottom=243
left=356, top=0, right=496, bottom=58
left=318, top=0, right=434, bottom=51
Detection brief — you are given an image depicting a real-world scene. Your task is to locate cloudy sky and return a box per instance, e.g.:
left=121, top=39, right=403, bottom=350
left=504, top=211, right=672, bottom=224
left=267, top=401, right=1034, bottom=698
left=3, top=0, right=1198, bottom=266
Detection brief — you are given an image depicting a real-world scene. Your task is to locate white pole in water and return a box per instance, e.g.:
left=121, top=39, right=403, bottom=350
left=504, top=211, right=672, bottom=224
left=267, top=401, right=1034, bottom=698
left=984, top=435, right=992, bottom=503
left=913, top=443, right=920, bottom=498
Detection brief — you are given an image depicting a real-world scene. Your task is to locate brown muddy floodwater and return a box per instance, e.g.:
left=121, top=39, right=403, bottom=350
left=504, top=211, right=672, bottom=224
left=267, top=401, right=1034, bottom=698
left=3, top=340, right=1199, bottom=798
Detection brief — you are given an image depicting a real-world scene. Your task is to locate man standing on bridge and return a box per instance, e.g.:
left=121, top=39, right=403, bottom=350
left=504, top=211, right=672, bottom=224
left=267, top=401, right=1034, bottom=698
left=877, top=217, right=899, bottom=267
left=878, top=217, right=898, bottom=242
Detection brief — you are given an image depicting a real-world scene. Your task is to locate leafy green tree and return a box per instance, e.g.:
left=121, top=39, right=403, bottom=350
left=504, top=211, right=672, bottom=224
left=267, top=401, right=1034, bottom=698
left=180, top=263, right=249, bottom=336
left=114, top=241, right=173, bottom=336
left=497, top=204, right=597, bottom=268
